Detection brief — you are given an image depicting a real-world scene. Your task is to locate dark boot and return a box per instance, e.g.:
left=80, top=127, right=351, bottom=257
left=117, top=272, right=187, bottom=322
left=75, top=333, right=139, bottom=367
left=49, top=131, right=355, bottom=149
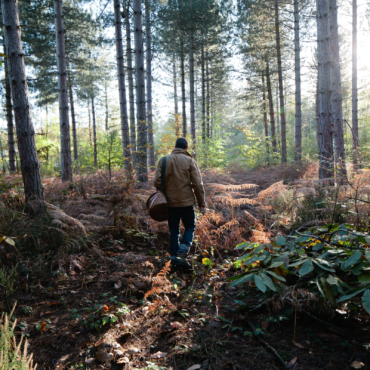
left=173, top=257, right=193, bottom=273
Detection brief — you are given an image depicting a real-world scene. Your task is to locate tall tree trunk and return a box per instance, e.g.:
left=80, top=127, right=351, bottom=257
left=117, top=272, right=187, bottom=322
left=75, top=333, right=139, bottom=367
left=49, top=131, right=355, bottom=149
left=189, top=29, right=196, bottom=155
left=2, top=0, right=44, bottom=201
left=262, top=72, right=269, bottom=163
left=173, top=56, right=179, bottom=138
left=105, top=81, right=109, bottom=131
left=124, top=0, right=137, bottom=162
left=276, top=83, right=280, bottom=149
left=92, top=97, right=97, bottom=167
left=352, top=0, right=359, bottom=170
left=68, top=82, right=78, bottom=162
left=181, top=39, right=187, bottom=138
left=133, top=0, right=148, bottom=182
left=274, top=0, right=287, bottom=163
left=206, top=60, right=210, bottom=139
left=145, top=0, right=155, bottom=168
left=329, top=0, right=347, bottom=179
left=294, top=0, right=302, bottom=162
left=114, top=0, right=130, bottom=170
left=265, top=56, right=277, bottom=153
left=3, top=34, right=16, bottom=172
left=88, top=101, right=92, bottom=144
left=54, top=0, right=72, bottom=182
left=201, top=42, right=206, bottom=144
left=317, top=0, right=334, bottom=180
left=316, top=76, right=320, bottom=148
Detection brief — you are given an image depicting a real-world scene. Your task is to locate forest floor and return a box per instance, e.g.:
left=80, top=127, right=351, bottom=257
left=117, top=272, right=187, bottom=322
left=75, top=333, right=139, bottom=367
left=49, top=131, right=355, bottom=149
left=1, top=164, right=370, bottom=370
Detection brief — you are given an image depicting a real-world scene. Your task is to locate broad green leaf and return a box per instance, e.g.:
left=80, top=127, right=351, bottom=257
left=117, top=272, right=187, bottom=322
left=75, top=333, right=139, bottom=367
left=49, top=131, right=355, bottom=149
left=288, top=259, right=307, bottom=268
left=315, top=258, right=334, bottom=267
left=344, top=251, right=362, bottom=269
left=4, top=237, right=15, bottom=246
left=237, top=253, right=252, bottom=262
left=321, top=277, right=335, bottom=304
left=235, top=242, right=252, bottom=250
left=275, top=236, right=286, bottom=246
left=313, top=260, right=336, bottom=272
left=254, top=244, right=265, bottom=253
left=229, top=273, right=254, bottom=287
left=259, top=273, right=277, bottom=291
left=358, top=273, right=370, bottom=283
left=254, top=275, right=267, bottom=293
left=244, top=331, right=253, bottom=337
left=365, top=236, right=370, bottom=246
left=352, top=263, right=365, bottom=276
left=102, top=317, right=109, bottom=325
left=362, top=289, right=370, bottom=314
left=337, top=224, right=348, bottom=235
left=313, top=243, right=324, bottom=251
left=245, top=254, right=266, bottom=265
left=327, top=275, right=337, bottom=285
left=299, top=260, right=314, bottom=276
left=270, top=260, right=284, bottom=268
left=298, top=235, right=311, bottom=243
left=316, top=277, right=326, bottom=299
left=337, top=288, right=366, bottom=303
left=266, top=270, right=286, bottom=282
left=365, top=250, right=370, bottom=262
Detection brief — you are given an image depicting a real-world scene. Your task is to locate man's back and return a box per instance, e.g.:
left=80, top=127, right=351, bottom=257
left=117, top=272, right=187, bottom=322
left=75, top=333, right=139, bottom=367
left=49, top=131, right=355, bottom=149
left=154, top=148, right=205, bottom=208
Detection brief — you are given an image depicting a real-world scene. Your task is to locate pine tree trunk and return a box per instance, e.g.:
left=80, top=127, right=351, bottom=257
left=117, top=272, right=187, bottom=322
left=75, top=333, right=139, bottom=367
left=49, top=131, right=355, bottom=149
left=54, top=0, right=72, bottom=182
left=133, top=0, right=148, bottom=182
left=329, top=0, right=346, bottom=179
left=265, top=56, right=277, bottom=153
left=352, top=0, right=359, bottom=170
left=2, top=0, right=44, bottom=201
left=114, top=0, right=130, bottom=170
left=274, top=0, right=287, bottom=163
left=294, top=0, right=302, bottom=162
left=276, top=83, right=280, bottom=149
left=92, top=97, right=97, bottom=167
left=105, top=81, right=109, bottom=131
left=173, top=56, right=179, bottom=138
left=262, top=72, right=269, bottom=163
left=124, top=0, right=137, bottom=162
left=88, top=101, right=92, bottom=144
left=3, top=35, right=16, bottom=172
left=189, top=29, right=196, bottom=154
left=206, top=60, right=210, bottom=139
left=145, top=0, right=155, bottom=168
left=201, top=42, right=206, bottom=144
left=68, top=82, right=78, bottom=162
left=181, top=39, right=187, bottom=138
left=317, top=0, right=334, bottom=180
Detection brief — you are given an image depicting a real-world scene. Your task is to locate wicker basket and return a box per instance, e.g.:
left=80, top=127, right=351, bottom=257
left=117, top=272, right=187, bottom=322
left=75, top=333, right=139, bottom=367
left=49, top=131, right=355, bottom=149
left=146, top=191, right=168, bottom=222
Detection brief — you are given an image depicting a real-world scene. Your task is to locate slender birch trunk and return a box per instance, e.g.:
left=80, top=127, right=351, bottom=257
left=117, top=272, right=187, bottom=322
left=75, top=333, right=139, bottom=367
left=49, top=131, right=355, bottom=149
left=206, top=59, right=210, bottom=139
left=181, top=39, right=187, bottom=138
left=189, top=29, right=196, bottom=155
left=54, top=0, right=72, bottom=182
left=173, top=56, right=179, bottom=138
left=265, top=56, right=277, bottom=153
left=145, top=0, right=155, bottom=168
left=274, top=0, right=287, bottom=163
left=2, top=0, right=44, bottom=201
left=262, top=72, right=269, bottom=163
left=68, top=82, right=78, bottom=162
left=329, top=0, right=347, bottom=179
left=114, top=0, right=130, bottom=170
left=124, top=0, right=137, bottom=161
left=3, top=34, right=16, bottom=172
left=294, top=0, right=302, bottom=162
left=317, top=0, right=334, bottom=180
left=133, top=0, right=148, bottom=182
left=201, top=42, right=206, bottom=144
left=92, top=97, right=97, bottom=167
left=352, top=0, right=359, bottom=170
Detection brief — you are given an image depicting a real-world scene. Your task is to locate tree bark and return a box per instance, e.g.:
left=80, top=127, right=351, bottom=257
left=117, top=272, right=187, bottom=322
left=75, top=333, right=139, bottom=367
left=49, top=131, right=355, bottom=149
left=201, top=42, right=206, bottom=144
left=274, top=0, right=287, bottom=163
left=189, top=29, right=196, bottom=155
left=180, top=39, right=187, bottom=138
left=265, top=56, right=277, bottom=153
left=206, top=59, right=210, bottom=139
left=68, top=82, right=78, bottom=162
left=2, top=0, right=44, bottom=201
left=3, top=34, right=16, bottom=172
left=88, top=101, right=92, bottom=144
left=352, top=0, right=359, bottom=170
left=294, top=0, right=302, bottom=162
left=329, top=0, right=347, bottom=179
left=133, top=0, right=148, bottom=182
left=317, top=0, right=334, bottom=180
left=262, top=72, right=269, bottom=163
left=173, top=56, right=179, bottom=138
left=54, top=0, right=72, bottom=182
left=124, top=0, right=137, bottom=162
left=105, top=81, right=109, bottom=131
left=114, top=0, right=130, bottom=170
left=92, top=97, right=97, bottom=167
left=145, top=0, right=155, bottom=168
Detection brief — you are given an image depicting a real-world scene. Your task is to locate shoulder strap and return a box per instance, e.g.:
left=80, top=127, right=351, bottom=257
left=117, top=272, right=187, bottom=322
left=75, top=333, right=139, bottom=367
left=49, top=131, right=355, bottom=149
left=161, top=156, right=167, bottom=192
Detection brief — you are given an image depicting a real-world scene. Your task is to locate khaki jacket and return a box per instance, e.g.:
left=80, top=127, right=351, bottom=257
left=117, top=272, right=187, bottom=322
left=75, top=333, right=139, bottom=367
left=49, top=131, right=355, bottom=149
left=153, top=148, right=206, bottom=208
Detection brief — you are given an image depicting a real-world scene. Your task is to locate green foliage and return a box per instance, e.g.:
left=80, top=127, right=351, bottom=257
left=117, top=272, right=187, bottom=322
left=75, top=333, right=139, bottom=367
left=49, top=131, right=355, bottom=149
left=229, top=224, right=370, bottom=314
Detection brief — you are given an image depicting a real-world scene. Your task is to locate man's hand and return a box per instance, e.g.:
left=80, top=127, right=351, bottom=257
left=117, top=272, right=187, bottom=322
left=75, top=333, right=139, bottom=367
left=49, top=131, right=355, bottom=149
left=199, top=206, right=206, bottom=215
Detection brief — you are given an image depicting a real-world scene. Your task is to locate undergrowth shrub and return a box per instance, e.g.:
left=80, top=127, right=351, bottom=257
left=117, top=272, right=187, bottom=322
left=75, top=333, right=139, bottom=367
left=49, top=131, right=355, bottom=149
left=0, top=305, right=36, bottom=370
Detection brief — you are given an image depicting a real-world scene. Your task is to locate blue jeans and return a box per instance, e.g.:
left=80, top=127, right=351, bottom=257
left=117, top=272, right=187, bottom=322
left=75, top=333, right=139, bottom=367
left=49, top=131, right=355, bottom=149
left=168, top=206, right=196, bottom=259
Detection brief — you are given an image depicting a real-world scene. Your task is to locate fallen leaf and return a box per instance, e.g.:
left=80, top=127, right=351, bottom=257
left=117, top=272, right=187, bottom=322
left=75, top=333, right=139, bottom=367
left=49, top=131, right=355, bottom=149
left=261, top=321, right=269, bottom=330
left=187, top=365, right=201, bottom=370
left=53, top=317, right=59, bottom=324
left=95, top=350, right=113, bottom=363
left=170, top=321, right=183, bottom=329
left=85, top=358, right=96, bottom=365
left=117, top=357, right=130, bottom=364
left=114, top=349, right=124, bottom=356
left=292, top=340, right=305, bottom=349
left=125, top=347, right=140, bottom=355
left=40, top=322, right=47, bottom=332
left=97, top=342, right=113, bottom=350
left=151, top=351, right=167, bottom=359
left=287, top=357, right=297, bottom=368
left=168, top=335, right=182, bottom=343
left=350, top=361, right=365, bottom=369
left=114, top=280, right=122, bottom=289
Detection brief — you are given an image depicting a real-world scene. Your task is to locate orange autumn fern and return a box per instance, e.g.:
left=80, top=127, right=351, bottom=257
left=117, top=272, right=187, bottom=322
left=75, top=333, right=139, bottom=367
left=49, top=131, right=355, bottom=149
left=144, top=261, right=172, bottom=299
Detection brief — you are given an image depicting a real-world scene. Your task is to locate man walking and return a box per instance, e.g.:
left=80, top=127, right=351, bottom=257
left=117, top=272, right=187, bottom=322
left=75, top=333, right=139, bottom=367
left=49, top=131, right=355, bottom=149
left=154, top=138, right=206, bottom=271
